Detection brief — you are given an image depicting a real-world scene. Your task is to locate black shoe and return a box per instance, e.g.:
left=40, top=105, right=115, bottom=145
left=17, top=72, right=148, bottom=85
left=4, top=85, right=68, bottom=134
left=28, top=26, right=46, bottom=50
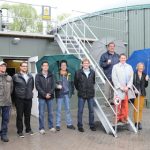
left=138, top=123, right=142, bottom=130
left=1, top=135, right=9, bottom=142
left=26, top=130, right=34, bottom=135
left=18, top=132, right=25, bottom=138
left=56, top=126, right=60, bottom=131
left=90, top=126, right=96, bottom=131
left=135, top=122, right=142, bottom=130
left=78, top=127, right=84, bottom=132
left=67, top=125, right=76, bottom=130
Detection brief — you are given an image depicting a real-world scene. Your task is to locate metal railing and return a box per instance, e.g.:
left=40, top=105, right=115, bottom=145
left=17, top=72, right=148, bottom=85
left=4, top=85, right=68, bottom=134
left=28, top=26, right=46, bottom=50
left=56, top=15, right=141, bottom=135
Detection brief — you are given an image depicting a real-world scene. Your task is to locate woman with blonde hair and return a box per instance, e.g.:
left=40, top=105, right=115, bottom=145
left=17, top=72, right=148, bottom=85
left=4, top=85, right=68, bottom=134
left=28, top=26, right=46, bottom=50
left=133, top=62, right=149, bottom=130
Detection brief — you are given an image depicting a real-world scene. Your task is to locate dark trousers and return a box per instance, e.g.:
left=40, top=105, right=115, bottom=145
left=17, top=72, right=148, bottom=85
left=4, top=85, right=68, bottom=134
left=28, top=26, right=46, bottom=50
left=77, top=97, right=95, bottom=128
left=0, top=106, right=11, bottom=136
left=15, top=98, right=32, bottom=133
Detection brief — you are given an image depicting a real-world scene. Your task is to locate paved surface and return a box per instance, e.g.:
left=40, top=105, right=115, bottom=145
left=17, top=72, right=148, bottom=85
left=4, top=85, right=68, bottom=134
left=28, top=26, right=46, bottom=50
left=0, top=107, right=150, bottom=150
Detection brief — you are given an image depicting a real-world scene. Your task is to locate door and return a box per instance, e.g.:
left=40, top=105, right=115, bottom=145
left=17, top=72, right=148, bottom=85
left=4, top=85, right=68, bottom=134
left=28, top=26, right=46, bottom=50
left=28, top=56, right=39, bottom=117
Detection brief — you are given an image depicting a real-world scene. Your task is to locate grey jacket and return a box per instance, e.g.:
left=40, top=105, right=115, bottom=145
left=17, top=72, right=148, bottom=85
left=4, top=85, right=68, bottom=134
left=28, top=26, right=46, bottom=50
left=0, top=73, right=13, bottom=106
left=112, top=63, right=136, bottom=100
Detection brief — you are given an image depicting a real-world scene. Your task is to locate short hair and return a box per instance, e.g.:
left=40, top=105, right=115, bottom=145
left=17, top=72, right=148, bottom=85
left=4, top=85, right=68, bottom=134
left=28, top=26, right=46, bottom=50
left=41, top=61, right=49, bottom=66
left=107, top=42, right=115, bottom=47
left=119, top=53, right=127, bottom=58
left=60, top=60, right=68, bottom=67
left=82, top=58, right=90, bottom=64
left=20, top=62, right=27, bottom=66
left=136, top=62, right=145, bottom=70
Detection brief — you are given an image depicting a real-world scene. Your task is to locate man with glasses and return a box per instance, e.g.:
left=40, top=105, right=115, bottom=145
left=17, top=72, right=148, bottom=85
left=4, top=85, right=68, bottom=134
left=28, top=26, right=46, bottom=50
left=0, top=61, right=13, bottom=142
left=13, top=62, right=34, bottom=138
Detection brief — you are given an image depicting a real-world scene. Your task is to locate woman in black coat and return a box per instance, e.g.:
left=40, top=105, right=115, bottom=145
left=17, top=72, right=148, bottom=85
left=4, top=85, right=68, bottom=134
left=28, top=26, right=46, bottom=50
left=133, top=62, right=149, bottom=130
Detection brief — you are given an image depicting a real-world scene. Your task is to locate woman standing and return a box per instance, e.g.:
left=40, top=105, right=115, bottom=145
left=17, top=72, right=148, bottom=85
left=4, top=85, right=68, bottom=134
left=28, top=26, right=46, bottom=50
left=55, top=60, right=75, bottom=131
left=133, top=63, right=149, bottom=130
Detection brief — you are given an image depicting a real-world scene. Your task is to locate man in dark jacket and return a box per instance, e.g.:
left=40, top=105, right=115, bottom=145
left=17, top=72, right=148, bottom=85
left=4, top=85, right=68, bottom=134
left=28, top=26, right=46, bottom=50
left=13, top=62, right=34, bottom=138
left=99, top=42, right=119, bottom=104
left=0, top=61, right=13, bottom=142
left=74, top=58, right=96, bottom=132
left=35, top=61, right=55, bottom=134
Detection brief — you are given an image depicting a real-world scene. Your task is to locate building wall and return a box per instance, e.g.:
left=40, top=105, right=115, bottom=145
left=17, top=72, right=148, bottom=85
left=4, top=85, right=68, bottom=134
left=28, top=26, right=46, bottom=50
left=0, top=36, right=62, bottom=59
left=60, top=6, right=150, bottom=107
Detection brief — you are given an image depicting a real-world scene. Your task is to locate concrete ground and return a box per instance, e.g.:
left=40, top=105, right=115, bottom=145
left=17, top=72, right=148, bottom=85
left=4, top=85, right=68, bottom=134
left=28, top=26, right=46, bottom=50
left=0, top=107, right=150, bottom=150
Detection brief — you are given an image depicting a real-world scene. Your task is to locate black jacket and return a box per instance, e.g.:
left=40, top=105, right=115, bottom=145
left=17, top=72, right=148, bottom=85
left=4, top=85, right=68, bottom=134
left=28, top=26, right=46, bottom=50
left=99, top=51, right=119, bottom=80
left=35, top=72, right=55, bottom=100
left=13, top=73, right=34, bottom=100
left=133, top=72, right=148, bottom=96
left=74, top=68, right=95, bottom=99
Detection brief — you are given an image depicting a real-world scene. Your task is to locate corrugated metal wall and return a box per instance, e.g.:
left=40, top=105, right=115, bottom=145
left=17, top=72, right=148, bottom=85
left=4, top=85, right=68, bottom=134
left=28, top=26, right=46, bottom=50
left=59, top=7, right=150, bottom=106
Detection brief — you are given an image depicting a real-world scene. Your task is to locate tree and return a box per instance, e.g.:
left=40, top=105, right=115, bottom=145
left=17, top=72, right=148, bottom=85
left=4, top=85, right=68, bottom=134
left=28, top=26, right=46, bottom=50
left=57, top=13, right=70, bottom=22
left=1, top=3, right=43, bottom=33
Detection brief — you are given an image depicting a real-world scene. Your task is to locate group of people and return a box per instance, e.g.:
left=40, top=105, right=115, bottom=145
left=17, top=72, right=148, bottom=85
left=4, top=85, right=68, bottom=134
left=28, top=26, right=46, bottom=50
left=0, top=42, right=149, bottom=143
left=100, top=42, right=149, bottom=129
left=0, top=58, right=96, bottom=142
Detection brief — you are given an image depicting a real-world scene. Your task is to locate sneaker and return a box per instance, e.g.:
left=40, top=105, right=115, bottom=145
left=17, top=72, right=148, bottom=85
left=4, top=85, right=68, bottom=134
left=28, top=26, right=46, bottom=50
left=78, top=127, right=84, bottom=132
left=18, top=133, right=25, bottom=138
left=67, top=125, right=76, bottom=130
left=26, top=130, right=34, bottom=135
left=39, top=129, right=45, bottom=135
left=90, top=126, right=96, bottom=131
left=56, top=126, right=60, bottom=131
left=49, top=128, right=56, bottom=133
left=1, top=135, right=9, bottom=142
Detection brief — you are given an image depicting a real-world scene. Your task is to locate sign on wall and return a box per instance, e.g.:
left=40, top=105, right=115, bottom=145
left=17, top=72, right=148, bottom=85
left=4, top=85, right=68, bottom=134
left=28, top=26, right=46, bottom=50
left=42, top=6, right=51, bottom=20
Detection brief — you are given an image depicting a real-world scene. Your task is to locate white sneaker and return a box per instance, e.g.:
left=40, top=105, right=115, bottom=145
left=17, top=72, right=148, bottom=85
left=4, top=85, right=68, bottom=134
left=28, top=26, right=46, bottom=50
left=49, top=128, right=56, bottom=133
left=39, top=129, right=45, bottom=134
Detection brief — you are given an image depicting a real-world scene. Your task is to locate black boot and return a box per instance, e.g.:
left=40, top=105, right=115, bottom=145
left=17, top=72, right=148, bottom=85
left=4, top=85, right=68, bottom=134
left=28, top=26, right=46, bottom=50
left=138, top=122, right=142, bottom=130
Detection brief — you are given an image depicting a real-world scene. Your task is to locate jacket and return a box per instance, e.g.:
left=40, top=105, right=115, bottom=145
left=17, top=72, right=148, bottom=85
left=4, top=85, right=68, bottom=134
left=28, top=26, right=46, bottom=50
left=133, top=72, right=148, bottom=96
left=13, top=73, right=34, bottom=100
left=99, top=51, right=119, bottom=80
left=55, top=71, right=74, bottom=98
left=35, top=72, right=55, bottom=100
left=112, top=63, right=136, bottom=100
left=0, top=73, right=13, bottom=106
left=74, top=68, right=95, bottom=99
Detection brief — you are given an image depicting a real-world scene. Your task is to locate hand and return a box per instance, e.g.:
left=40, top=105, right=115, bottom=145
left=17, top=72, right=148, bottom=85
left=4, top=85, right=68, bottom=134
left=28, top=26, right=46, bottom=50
left=123, top=87, right=128, bottom=93
left=57, top=84, right=62, bottom=89
left=145, top=75, right=149, bottom=81
left=107, top=59, right=111, bottom=64
left=46, top=93, right=51, bottom=99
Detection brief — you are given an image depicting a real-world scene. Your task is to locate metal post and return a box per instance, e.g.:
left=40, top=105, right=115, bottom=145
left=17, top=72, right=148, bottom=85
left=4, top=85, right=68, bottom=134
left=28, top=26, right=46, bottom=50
left=0, top=9, right=2, bottom=31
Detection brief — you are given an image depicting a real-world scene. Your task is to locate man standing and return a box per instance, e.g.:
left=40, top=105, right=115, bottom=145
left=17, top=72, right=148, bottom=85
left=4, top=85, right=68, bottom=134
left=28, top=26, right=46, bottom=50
left=13, top=62, right=34, bottom=138
left=99, top=42, right=119, bottom=105
left=0, top=61, right=13, bottom=142
left=35, top=61, right=56, bottom=134
left=74, top=58, right=96, bottom=132
left=112, top=53, right=135, bottom=123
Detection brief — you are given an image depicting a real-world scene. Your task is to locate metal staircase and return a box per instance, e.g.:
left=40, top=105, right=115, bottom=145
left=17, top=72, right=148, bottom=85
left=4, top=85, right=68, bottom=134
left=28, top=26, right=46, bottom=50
left=55, top=16, right=139, bottom=137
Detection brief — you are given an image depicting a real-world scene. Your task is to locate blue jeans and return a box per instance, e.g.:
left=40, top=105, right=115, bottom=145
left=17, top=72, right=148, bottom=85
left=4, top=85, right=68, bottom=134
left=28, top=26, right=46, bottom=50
left=77, top=97, right=95, bottom=128
left=38, top=99, right=54, bottom=130
left=0, top=106, right=11, bottom=136
left=56, top=94, right=72, bottom=127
